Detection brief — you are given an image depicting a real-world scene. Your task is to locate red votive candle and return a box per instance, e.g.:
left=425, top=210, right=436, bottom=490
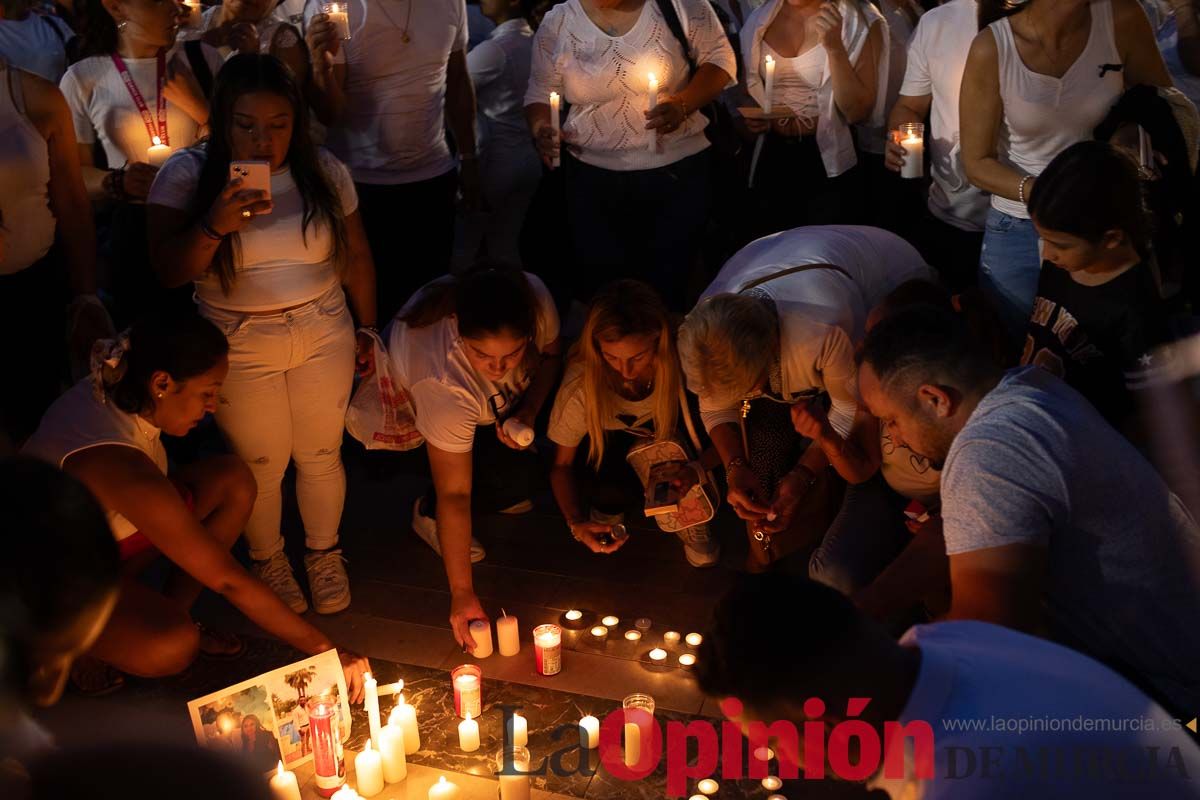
left=307, top=696, right=346, bottom=797
left=534, top=624, right=562, bottom=676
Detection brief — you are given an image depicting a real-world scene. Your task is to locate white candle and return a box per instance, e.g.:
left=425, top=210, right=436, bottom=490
left=685, top=632, right=703, bottom=647
left=269, top=761, right=301, bottom=800
left=378, top=721, right=407, bottom=784
left=635, top=617, right=652, bottom=631
left=697, top=778, right=720, bottom=795
left=509, top=712, right=528, bottom=747
left=392, top=696, right=420, bottom=755
left=565, top=609, right=583, bottom=622
left=498, top=751, right=532, bottom=800
left=458, top=713, right=480, bottom=753
left=428, top=776, right=461, bottom=800
left=590, top=625, right=608, bottom=639
left=364, top=673, right=382, bottom=750
left=767, top=795, right=787, bottom=800
left=624, top=721, right=642, bottom=768
left=354, top=742, right=384, bottom=798
left=762, top=776, right=783, bottom=791
left=648, top=648, right=667, bottom=663
left=678, top=653, right=696, bottom=668
left=663, top=631, right=681, bottom=645
left=898, top=122, right=925, bottom=179
left=497, top=612, right=520, bottom=656
left=549, top=91, right=561, bottom=170
left=763, top=54, right=775, bottom=113
left=469, top=620, right=494, bottom=659
left=323, top=2, right=350, bottom=39
left=624, top=630, right=642, bottom=642
left=647, top=72, right=658, bottom=153
left=147, top=136, right=170, bottom=168
left=601, top=616, right=619, bottom=627
left=332, top=787, right=360, bottom=800
left=580, top=715, right=600, bottom=749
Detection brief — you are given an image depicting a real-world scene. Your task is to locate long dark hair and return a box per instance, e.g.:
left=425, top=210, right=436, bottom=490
left=194, top=54, right=348, bottom=295
left=978, top=0, right=1029, bottom=29
left=107, top=313, right=230, bottom=414
left=75, top=0, right=118, bottom=56
left=399, top=267, right=540, bottom=340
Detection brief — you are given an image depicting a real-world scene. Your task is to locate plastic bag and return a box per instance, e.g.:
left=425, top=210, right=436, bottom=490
left=345, top=330, right=424, bottom=451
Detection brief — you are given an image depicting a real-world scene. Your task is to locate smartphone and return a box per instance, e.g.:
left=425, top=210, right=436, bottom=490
left=645, top=464, right=681, bottom=516
left=229, top=160, right=272, bottom=200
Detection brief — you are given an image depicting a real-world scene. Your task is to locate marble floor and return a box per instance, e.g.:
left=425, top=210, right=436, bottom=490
left=36, top=441, right=875, bottom=799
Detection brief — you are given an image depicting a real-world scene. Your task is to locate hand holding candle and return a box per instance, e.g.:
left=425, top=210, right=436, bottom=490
left=647, top=72, right=658, bottom=153
left=763, top=54, right=776, bottom=113
left=896, top=122, right=925, bottom=179
left=322, top=1, right=350, bottom=39
left=549, top=91, right=561, bottom=169
left=147, top=136, right=170, bottom=168
left=469, top=619, right=493, bottom=659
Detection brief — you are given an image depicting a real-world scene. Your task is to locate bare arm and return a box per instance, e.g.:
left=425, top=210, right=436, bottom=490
left=549, top=442, right=586, bottom=525
left=960, top=29, right=1028, bottom=201
left=854, top=514, right=949, bottom=620
left=306, top=14, right=347, bottom=126
left=512, top=338, right=564, bottom=427
left=426, top=444, right=487, bottom=649
left=445, top=48, right=477, bottom=159
left=795, top=403, right=883, bottom=484
left=828, top=17, right=884, bottom=123
left=147, top=181, right=271, bottom=288
left=77, top=143, right=111, bottom=203
left=1171, top=0, right=1200, bottom=75
left=946, top=542, right=1049, bottom=633
left=1114, top=0, right=1173, bottom=86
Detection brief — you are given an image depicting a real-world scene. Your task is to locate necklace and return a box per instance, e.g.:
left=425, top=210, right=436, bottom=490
left=373, top=0, right=414, bottom=43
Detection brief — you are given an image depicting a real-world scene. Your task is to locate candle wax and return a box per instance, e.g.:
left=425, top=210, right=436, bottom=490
left=354, top=743, right=384, bottom=797
left=579, top=716, right=600, bottom=749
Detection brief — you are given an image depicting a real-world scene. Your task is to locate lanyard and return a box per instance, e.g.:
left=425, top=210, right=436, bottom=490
left=111, top=49, right=168, bottom=147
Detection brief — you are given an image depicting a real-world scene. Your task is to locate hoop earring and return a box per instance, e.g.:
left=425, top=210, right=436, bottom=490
left=157, top=392, right=164, bottom=398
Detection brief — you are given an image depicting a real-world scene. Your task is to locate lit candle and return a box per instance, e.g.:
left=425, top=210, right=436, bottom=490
left=754, top=746, right=775, bottom=762
left=768, top=795, right=787, bottom=800
left=549, top=91, right=561, bottom=170
left=428, top=776, right=461, bottom=800
left=147, top=136, right=170, bottom=168
left=392, top=694, right=420, bottom=755
left=508, top=712, right=528, bottom=747
left=685, top=632, right=703, bottom=647
left=898, top=122, right=925, bottom=179
left=269, top=761, right=301, bottom=800
left=647, top=72, right=658, bottom=153
left=497, top=610, right=520, bottom=656
left=364, top=673, right=382, bottom=750
left=663, top=631, right=681, bottom=645
left=579, top=715, right=600, bottom=749
left=762, top=776, right=783, bottom=791
left=565, top=609, right=583, bottom=622
left=648, top=648, right=667, bottom=663
left=697, top=778, right=720, bottom=795
left=183, top=0, right=201, bottom=27
left=533, top=624, right=562, bottom=676
left=590, top=625, right=608, bottom=640
left=469, top=620, right=494, bottom=659
left=323, top=1, right=350, bottom=39
left=635, top=617, right=652, bottom=631
left=498, top=748, right=532, bottom=800
left=623, top=720, right=642, bottom=768
left=678, top=653, right=696, bottom=668
left=689, top=796, right=707, bottom=800
left=354, top=742, right=384, bottom=798
left=452, top=666, right=482, bottom=719
left=308, top=698, right=346, bottom=797
left=377, top=718, right=407, bottom=784
left=622, top=694, right=654, bottom=769
left=601, top=615, right=619, bottom=627
left=458, top=713, right=480, bottom=753
left=763, top=54, right=776, bottom=113
left=331, top=787, right=359, bottom=800
left=624, top=630, right=642, bottom=642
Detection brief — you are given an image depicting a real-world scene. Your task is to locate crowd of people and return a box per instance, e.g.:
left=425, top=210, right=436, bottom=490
left=3, top=0, right=1200, bottom=795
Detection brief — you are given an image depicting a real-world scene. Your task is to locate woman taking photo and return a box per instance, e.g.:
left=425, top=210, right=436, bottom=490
left=147, top=54, right=377, bottom=618
left=739, top=0, right=887, bottom=237
left=547, top=280, right=719, bottom=567
left=62, top=0, right=222, bottom=325
left=381, top=268, right=562, bottom=650
left=959, top=0, right=1171, bottom=340
left=23, top=314, right=371, bottom=698
left=524, top=0, right=737, bottom=309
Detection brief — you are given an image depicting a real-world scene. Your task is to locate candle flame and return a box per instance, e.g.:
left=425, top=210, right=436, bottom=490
left=465, top=712, right=473, bottom=722
left=648, top=72, right=657, bottom=86
left=277, top=761, right=285, bottom=776
left=765, top=54, right=775, bottom=66
left=438, top=776, right=448, bottom=785
left=152, top=136, right=162, bottom=146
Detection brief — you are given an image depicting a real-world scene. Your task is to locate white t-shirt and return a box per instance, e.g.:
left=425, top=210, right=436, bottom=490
left=387, top=272, right=560, bottom=453
left=899, top=0, right=989, bottom=231
left=468, top=18, right=535, bottom=156
left=311, top=0, right=468, bottom=185
left=879, top=419, right=940, bottom=507
left=59, top=44, right=223, bottom=169
left=23, top=379, right=169, bottom=545
left=146, top=147, right=358, bottom=312
left=182, top=5, right=302, bottom=60
left=0, top=13, right=72, bottom=83
left=548, top=361, right=657, bottom=447
left=870, top=622, right=1200, bottom=800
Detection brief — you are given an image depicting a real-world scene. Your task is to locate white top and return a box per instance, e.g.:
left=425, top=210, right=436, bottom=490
left=524, top=0, right=737, bottom=172
left=59, top=44, right=224, bottom=169
left=311, top=0, right=468, bottom=185
left=468, top=18, right=535, bottom=155
left=989, top=0, right=1123, bottom=219
left=0, top=13, right=72, bottom=83
left=742, top=0, right=889, bottom=177
left=0, top=62, right=55, bottom=276
left=762, top=41, right=824, bottom=123
left=879, top=419, right=940, bottom=507
left=697, top=225, right=932, bottom=434
left=869, top=622, right=1200, bottom=800
left=183, top=5, right=301, bottom=59
left=386, top=272, right=560, bottom=454
left=856, top=0, right=919, bottom=155
left=899, top=0, right=989, bottom=231
left=548, top=361, right=657, bottom=447
left=23, top=379, right=168, bottom=544
left=147, top=147, right=358, bottom=312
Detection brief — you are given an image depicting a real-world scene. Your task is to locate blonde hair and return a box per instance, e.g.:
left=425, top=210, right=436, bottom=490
left=677, top=293, right=777, bottom=409
left=575, top=281, right=680, bottom=469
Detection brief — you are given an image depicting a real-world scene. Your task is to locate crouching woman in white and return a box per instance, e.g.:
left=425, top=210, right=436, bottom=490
left=382, top=268, right=562, bottom=649
left=147, top=54, right=377, bottom=617
left=548, top=280, right=719, bottom=568
left=678, top=225, right=931, bottom=567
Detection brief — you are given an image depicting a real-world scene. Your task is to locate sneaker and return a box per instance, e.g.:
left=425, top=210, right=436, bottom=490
left=499, top=499, right=534, bottom=515
left=412, top=497, right=486, bottom=563
left=677, top=523, right=721, bottom=568
left=253, top=550, right=308, bottom=614
left=304, top=548, right=352, bottom=615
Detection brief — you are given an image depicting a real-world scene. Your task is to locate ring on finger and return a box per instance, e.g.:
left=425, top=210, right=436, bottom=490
left=242, top=209, right=252, bottom=219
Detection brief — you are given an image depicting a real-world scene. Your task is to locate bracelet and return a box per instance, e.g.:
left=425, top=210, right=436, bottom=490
left=198, top=214, right=225, bottom=241
left=1018, top=175, right=1033, bottom=206
left=103, top=167, right=126, bottom=202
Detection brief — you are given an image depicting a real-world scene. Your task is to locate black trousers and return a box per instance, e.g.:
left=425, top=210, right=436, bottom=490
left=743, top=134, right=863, bottom=243
left=423, top=424, right=543, bottom=516
left=107, top=202, right=194, bottom=328
left=910, top=210, right=985, bottom=292
left=357, top=169, right=457, bottom=323
left=573, top=430, right=647, bottom=516
left=0, top=251, right=66, bottom=443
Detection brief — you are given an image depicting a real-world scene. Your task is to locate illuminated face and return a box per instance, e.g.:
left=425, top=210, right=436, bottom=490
left=599, top=332, right=659, bottom=384
left=462, top=331, right=530, bottom=383
left=1033, top=221, right=1115, bottom=274
left=109, top=0, right=187, bottom=48
left=150, top=357, right=228, bottom=436
left=858, top=362, right=953, bottom=468
left=230, top=92, right=294, bottom=172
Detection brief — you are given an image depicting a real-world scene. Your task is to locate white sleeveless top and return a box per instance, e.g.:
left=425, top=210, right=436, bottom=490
left=763, top=41, right=824, bottom=124
left=0, top=61, right=55, bottom=275
left=990, top=0, right=1123, bottom=219
left=22, top=379, right=169, bottom=543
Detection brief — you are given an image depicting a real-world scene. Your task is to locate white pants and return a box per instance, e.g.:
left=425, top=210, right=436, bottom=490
left=201, top=285, right=355, bottom=560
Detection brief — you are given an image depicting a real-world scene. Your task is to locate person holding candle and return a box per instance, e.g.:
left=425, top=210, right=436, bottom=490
left=959, top=0, right=1172, bottom=343
left=369, top=267, right=562, bottom=650
left=185, top=0, right=310, bottom=84
left=61, top=0, right=222, bottom=325
left=547, top=280, right=721, bottom=567
left=147, top=54, right=377, bottom=617
left=22, top=313, right=373, bottom=699
left=737, top=0, right=888, bottom=239
left=523, top=0, right=737, bottom=310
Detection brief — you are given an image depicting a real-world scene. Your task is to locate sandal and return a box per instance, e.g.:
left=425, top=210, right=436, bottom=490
left=69, top=657, right=125, bottom=697
left=197, top=624, right=245, bottom=660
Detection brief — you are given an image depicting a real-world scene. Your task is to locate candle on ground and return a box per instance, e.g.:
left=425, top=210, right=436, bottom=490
left=497, top=610, right=521, bottom=656
left=678, top=653, right=696, bottom=668
left=763, top=54, right=776, bottom=112
left=689, top=796, right=707, bottom=800
left=623, top=720, right=642, bottom=768
left=590, top=625, right=608, bottom=640
left=458, top=713, right=480, bottom=753
left=354, top=742, right=384, bottom=797
left=767, top=795, right=788, bottom=800
left=364, top=673, right=382, bottom=749
left=509, top=712, right=528, bottom=747
left=428, top=776, right=461, bottom=800
left=697, top=778, right=720, bottom=795
left=635, top=617, right=652, bottom=631
left=498, top=748, right=532, bottom=800
left=469, top=620, right=493, bottom=659
left=648, top=648, right=667, bottom=663
left=579, top=715, right=600, bottom=749
left=392, top=695, right=420, bottom=755
left=147, top=136, right=170, bottom=168
left=755, top=746, right=776, bottom=762
left=647, top=72, right=658, bottom=153
left=331, top=788, right=359, bottom=800
left=533, top=624, right=562, bottom=676
left=565, top=609, right=583, bottom=622
left=549, top=91, right=561, bottom=169
left=308, top=698, right=346, bottom=797
left=269, top=761, right=301, bottom=800
left=624, top=630, right=642, bottom=642
left=663, top=631, right=681, bottom=645
left=452, top=668, right=482, bottom=719
left=685, top=632, right=703, bottom=647
left=897, top=122, right=925, bottom=179
left=601, top=615, right=619, bottom=627
left=378, top=719, right=407, bottom=783
left=762, top=776, right=783, bottom=791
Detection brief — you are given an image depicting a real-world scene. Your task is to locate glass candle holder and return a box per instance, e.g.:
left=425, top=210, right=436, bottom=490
left=496, top=746, right=532, bottom=800
left=622, top=693, right=655, bottom=769
left=451, top=664, right=482, bottom=719
left=307, top=696, right=346, bottom=797
left=896, top=121, right=925, bottom=179
left=322, top=1, right=350, bottom=39
left=533, top=624, right=562, bottom=676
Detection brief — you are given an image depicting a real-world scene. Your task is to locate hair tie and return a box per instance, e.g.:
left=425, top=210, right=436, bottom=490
left=90, top=331, right=132, bottom=402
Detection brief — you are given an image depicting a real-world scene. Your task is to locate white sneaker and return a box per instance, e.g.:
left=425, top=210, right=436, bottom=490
left=412, top=497, right=486, bottom=563
left=253, top=551, right=308, bottom=614
left=499, top=499, right=534, bottom=515
left=677, top=523, right=720, bottom=568
left=304, top=548, right=351, bottom=615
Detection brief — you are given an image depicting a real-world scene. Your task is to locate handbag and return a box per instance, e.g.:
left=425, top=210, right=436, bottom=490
left=345, top=330, right=425, bottom=451
left=625, top=386, right=721, bottom=532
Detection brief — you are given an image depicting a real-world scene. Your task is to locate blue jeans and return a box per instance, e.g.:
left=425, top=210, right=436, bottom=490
left=979, top=207, right=1042, bottom=343
left=809, top=475, right=910, bottom=595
